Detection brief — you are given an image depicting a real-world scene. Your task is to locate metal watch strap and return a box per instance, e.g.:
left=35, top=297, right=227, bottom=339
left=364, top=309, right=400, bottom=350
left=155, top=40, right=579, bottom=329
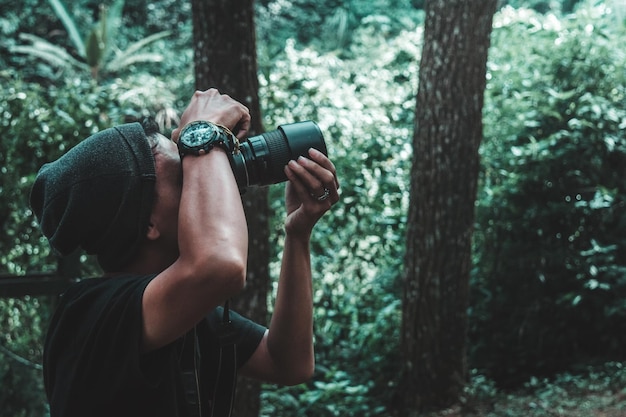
left=212, top=123, right=241, bottom=155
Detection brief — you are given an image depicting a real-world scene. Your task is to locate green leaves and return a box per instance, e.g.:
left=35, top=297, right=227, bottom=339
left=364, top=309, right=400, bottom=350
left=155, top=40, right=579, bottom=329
left=471, top=2, right=626, bottom=385
left=10, top=33, right=90, bottom=72
left=10, top=0, right=171, bottom=82
left=48, top=0, right=86, bottom=57
left=105, top=31, right=172, bottom=73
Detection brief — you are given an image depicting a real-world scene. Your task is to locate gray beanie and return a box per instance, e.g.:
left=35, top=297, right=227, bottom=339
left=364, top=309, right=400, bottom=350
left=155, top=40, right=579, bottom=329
left=30, top=123, right=157, bottom=272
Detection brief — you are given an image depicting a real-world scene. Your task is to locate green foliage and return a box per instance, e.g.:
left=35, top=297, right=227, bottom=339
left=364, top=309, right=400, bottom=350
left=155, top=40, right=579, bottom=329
left=0, top=297, right=50, bottom=417
left=8, top=0, right=171, bottom=83
left=255, top=0, right=424, bottom=62
left=0, top=76, right=103, bottom=275
left=258, top=22, right=421, bottom=416
left=48, top=0, right=89, bottom=58
left=471, top=3, right=626, bottom=386
left=425, top=362, right=626, bottom=416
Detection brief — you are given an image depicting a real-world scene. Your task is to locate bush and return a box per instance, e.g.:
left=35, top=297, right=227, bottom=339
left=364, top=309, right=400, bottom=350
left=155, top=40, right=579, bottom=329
left=258, top=20, right=421, bottom=416
left=0, top=297, right=51, bottom=417
left=470, top=3, right=626, bottom=386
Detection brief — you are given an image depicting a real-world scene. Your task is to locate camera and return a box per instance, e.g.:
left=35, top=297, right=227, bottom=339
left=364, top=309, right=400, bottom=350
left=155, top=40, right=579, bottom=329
left=231, top=121, right=328, bottom=190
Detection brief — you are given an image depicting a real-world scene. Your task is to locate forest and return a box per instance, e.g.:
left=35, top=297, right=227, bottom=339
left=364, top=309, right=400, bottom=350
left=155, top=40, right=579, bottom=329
left=1, top=0, right=626, bottom=416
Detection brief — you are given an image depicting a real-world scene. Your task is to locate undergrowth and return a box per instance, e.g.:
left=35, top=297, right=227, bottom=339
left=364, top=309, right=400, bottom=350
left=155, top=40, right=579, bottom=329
left=427, top=362, right=626, bottom=417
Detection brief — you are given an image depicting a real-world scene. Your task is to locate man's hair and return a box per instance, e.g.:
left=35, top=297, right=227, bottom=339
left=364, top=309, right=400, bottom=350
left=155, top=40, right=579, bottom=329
left=139, top=116, right=161, bottom=138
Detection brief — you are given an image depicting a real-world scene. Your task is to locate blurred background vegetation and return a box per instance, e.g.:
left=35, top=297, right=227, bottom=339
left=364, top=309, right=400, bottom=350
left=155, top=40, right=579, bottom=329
left=1, top=0, right=625, bottom=416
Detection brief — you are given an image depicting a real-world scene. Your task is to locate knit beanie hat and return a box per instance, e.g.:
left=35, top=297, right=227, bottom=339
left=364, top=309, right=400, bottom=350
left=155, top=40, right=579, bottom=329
left=30, top=123, right=157, bottom=272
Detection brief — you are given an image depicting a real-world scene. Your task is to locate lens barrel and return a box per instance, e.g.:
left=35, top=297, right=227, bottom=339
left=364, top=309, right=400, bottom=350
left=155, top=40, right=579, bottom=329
left=231, top=121, right=327, bottom=190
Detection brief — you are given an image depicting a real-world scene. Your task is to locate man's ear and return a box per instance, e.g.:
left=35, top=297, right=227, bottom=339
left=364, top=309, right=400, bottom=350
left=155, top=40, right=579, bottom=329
left=146, top=220, right=161, bottom=241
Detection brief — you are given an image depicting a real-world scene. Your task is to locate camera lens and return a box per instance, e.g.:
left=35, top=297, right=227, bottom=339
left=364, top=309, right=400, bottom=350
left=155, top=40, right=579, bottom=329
left=231, top=121, right=327, bottom=190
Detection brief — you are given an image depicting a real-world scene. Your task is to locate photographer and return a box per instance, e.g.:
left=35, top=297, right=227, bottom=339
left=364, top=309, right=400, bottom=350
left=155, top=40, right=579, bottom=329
left=30, top=89, right=340, bottom=417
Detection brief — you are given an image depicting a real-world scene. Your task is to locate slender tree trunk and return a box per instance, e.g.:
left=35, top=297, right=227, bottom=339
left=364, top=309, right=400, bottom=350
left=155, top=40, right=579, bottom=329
left=191, top=1, right=268, bottom=416
left=398, top=0, right=497, bottom=414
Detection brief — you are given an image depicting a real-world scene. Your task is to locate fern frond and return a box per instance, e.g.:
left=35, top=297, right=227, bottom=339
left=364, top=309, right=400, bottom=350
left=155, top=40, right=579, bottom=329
left=47, top=0, right=85, bottom=57
left=106, top=53, right=165, bottom=72
left=122, top=31, right=172, bottom=56
left=12, top=34, right=89, bottom=71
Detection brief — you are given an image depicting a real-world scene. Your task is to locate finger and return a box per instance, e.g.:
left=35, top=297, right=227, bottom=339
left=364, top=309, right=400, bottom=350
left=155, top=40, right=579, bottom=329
left=286, top=159, right=339, bottom=205
left=307, top=148, right=340, bottom=190
left=284, top=162, right=314, bottom=200
left=234, top=110, right=251, bottom=140
left=287, top=158, right=333, bottom=194
left=293, top=154, right=338, bottom=194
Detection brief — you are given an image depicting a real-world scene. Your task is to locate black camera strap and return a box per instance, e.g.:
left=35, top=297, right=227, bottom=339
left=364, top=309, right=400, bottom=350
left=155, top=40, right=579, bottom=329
left=181, top=327, right=202, bottom=417
left=180, top=301, right=238, bottom=417
left=212, top=300, right=238, bottom=417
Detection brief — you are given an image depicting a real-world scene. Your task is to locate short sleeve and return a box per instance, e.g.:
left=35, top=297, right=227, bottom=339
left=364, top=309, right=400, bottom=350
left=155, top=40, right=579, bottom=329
left=203, top=306, right=267, bottom=366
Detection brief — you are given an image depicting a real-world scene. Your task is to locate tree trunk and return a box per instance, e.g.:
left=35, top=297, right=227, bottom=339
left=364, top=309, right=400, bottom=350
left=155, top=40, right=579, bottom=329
left=398, top=0, right=497, bottom=413
left=191, top=1, right=268, bottom=416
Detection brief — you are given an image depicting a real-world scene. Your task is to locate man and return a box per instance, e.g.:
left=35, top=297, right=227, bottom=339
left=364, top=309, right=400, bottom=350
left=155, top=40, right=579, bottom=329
left=30, top=89, right=340, bottom=417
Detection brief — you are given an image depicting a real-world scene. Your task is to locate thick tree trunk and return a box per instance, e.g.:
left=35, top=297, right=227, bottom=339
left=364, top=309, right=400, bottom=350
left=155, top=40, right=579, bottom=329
left=191, top=1, right=268, bottom=416
left=398, top=0, right=497, bottom=413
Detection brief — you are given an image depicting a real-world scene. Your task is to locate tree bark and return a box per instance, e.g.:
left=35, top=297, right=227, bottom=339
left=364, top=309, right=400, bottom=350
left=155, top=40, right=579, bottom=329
left=398, top=0, right=497, bottom=413
left=191, top=1, right=268, bottom=416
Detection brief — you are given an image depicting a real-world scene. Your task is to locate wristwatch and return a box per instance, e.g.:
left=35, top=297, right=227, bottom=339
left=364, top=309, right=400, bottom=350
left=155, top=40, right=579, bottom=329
left=177, top=121, right=238, bottom=157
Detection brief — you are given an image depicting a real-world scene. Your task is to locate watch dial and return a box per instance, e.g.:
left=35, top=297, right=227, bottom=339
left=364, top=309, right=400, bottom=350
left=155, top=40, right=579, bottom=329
left=185, top=124, right=218, bottom=146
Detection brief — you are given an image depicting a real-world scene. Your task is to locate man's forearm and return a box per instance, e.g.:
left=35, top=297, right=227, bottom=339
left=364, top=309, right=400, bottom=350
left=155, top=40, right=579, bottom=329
left=178, top=149, right=248, bottom=271
left=266, top=233, right=315, bottom=383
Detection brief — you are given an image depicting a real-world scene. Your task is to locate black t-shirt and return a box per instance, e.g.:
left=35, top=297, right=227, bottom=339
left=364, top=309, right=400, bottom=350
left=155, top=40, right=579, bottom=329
left=43, top=275, right=266, bottom=417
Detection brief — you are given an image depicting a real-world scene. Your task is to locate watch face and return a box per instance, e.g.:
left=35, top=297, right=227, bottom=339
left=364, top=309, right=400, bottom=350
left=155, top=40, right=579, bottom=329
left=178, top=122, right=233, bottom=157
left=182, top=123, right=219, bottom=147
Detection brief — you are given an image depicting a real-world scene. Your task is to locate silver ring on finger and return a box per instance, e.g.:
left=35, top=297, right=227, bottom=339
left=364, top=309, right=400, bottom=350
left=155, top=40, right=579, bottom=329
left=313, top=188, right=330, bottom=201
